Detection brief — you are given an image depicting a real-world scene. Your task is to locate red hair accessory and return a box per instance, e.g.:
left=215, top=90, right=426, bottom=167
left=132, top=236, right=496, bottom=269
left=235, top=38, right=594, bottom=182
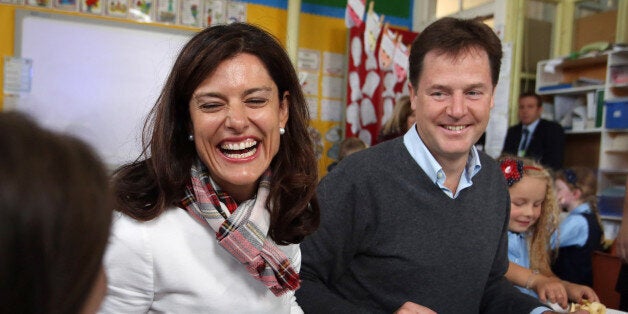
left=500, top=158, right=524, bottom=187
left=499, top=158, right=543, bottom=187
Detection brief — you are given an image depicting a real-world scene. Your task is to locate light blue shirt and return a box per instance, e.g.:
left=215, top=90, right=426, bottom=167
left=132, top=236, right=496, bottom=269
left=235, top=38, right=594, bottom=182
left=551, top=203, right=591, bottom=248
left=508, top=231, right=553, bottom=314
left=508, top=231, right=539, bottom=298
left=403, top=125, right=481, bottom=199
left=525, top=118, right=541, bottom=134
left=522, top=118, right=541, bottom=148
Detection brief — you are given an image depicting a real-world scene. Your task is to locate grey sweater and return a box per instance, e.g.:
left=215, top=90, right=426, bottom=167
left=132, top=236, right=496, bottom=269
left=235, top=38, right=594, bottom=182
left=296, top=137, right=543, bottom=313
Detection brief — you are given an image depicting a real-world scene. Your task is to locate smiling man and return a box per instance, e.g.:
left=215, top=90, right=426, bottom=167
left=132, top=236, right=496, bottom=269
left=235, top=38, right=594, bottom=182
left=296, top=17, right=557, bottom=314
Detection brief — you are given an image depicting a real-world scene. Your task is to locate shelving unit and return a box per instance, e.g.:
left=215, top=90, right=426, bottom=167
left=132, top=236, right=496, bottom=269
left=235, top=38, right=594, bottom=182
left=536, top=49, right=628, bottom=240
left=601, top=51, right=628, bottom=228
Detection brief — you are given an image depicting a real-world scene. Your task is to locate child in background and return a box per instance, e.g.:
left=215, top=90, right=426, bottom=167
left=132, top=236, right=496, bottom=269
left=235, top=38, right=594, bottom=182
left=0, top=112, right=112, bottom=313
left=499, top=157, right=599, bottom=310
left=377, top=95, right=415, bottom=143
left=552, top=167, right=604, bottom=287
left=327, top=137, right=367, bottom=172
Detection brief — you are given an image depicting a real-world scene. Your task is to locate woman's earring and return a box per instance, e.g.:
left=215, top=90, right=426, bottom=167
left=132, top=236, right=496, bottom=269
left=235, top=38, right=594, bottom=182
left=188, top=134, right=194, bottom=141
left=279, top=127, right=285, bottom=135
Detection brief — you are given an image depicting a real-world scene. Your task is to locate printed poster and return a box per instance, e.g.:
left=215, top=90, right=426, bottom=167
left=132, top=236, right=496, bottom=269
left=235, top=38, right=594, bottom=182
left=180, top=0, right=202, bottom=27
left=81, top=0, right=104, bottom=14
left=156, top=0, right=178, bottom=23
left=106, top=0, right=129, bottom=17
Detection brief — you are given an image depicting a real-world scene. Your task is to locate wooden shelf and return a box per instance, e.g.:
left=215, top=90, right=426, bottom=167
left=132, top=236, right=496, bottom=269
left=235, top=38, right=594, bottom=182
left=565, top=128, right=602, bottom=134
left=601, top=215, right=623, bottom=221
left=537, top=84, right=604, bottom=95
left=539, top=51, right=628, bottom=205
left=557, top=54, right=608, bottom=70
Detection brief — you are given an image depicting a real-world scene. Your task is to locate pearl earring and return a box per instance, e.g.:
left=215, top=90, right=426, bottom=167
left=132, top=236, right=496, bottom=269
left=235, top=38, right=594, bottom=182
left=188, top=134, right=194, bottom=141
left=279, top=127, right=285, bottom=135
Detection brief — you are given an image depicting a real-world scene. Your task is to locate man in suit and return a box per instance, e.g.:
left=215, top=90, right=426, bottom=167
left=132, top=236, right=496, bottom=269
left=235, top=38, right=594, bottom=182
left=502, top=92, right=565, bottom=170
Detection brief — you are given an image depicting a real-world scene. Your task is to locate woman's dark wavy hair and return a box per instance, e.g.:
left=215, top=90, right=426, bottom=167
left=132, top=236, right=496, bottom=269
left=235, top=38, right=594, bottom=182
left=409, top=17, right=502, bottom=89
left=112, top=23, right=319, bottom=244
left=0, top=112, right=112, bottom=313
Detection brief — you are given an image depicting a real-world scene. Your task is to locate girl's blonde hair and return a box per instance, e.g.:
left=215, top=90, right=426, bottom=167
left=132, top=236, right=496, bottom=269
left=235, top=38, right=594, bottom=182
left=499, top=156, right=560, bottom=276
left=554, top=167, right=604, bottom=242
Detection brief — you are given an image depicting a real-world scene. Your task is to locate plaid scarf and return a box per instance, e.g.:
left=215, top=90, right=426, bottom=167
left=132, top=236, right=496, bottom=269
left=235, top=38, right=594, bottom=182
left=180, top=159, right=300, bottom=296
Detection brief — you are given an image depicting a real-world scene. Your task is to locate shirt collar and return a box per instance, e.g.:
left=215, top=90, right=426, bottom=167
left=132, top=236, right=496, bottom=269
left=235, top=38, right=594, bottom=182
left=571, top=202, right=592, bottom=215
left=403, top=125, right=482, bottom=198
left=524, top=118, right=541, bottom=134
left=508, top=230, right=526, bottom=239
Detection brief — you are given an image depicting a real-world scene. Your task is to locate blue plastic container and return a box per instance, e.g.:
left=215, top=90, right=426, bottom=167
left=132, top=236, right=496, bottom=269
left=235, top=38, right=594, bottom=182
left=606, top=101, right=628, bottom=129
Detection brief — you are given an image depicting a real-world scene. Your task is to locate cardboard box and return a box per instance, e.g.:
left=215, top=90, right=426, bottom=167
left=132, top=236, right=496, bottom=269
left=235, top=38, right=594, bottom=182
left=606, top=101, right=628, bottom=129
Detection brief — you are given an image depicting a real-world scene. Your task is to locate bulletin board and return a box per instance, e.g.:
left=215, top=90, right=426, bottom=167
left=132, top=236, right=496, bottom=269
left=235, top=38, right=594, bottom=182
left=4, top=2, right=414, bottom=178
left=345, top=23, right=417, bottom=146
left=11, top=9, right=194, bottom=169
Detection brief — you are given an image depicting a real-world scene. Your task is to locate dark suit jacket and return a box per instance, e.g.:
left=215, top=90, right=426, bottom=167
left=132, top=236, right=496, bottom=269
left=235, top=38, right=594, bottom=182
left=502, top=119, right=565, bottom=170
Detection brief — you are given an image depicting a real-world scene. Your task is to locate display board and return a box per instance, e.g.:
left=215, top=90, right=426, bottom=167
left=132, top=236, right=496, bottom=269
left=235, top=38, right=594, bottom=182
left=12, top=9, right=194, bottom=169
left=344, top=23, right=417, bottom=146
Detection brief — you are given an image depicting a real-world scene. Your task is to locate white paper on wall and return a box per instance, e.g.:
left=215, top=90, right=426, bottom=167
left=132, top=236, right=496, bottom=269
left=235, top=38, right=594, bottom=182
left=305, top=96, right=318, bottom=120
left=361, top=71, right=380, bottom=98
left=382, top=71, right=396, bottom=98
left=226, top=0, right=245, bottom=23
left=3, top=57, right=32, bottom=95
left=344, top=0, right=365, bottom=28
left=322, top=76, right=344, bottom=99
left=301, top=72, right=319, bottom=96
left=393, top=41, right=409, bottom=83
left=323, top=51, right=345, bottom=76
left=204, top=0, right=226, bottom=26
left=349, top=71, right=362, bottom=102
left=358, top=129, right=372, bottom=146
left=351, top=36, right=362, bottom=67
left=363, top=9, right=381, bottom=54
left=346, top=101, right=361, bottom=134
left=360, top=97, right=377, bottom=126
left=321, top=99, right=343, bottom=122
left=378, top=28, right=396, bottom=70
left=298, top=49, right=321, bottom=72
left=180, top=0, right=202, bottom=27
left=365, top=52, right=377, bottom=71
left=381, top=97, right=393, bottom=126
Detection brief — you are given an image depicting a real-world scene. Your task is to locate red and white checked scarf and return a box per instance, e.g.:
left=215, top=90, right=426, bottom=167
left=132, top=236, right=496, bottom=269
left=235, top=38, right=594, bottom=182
left=180, top=159, right=300, bottom=296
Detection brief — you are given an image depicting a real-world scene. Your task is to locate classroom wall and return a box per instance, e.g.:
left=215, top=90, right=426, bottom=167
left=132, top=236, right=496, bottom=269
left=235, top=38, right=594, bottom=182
left=0, top=1, right=412, bottom=177
left=0, top=5, right=16, bottom=110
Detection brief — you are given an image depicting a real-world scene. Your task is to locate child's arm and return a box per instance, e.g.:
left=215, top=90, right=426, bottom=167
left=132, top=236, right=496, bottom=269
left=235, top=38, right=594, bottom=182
left=506, top=262, right=569, bottom=308
left=562, top=280, right=599, bottom=303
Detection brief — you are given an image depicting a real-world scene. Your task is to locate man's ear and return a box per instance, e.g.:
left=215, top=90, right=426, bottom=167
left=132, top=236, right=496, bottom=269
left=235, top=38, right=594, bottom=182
left=409, top=83, right=417, bottom=111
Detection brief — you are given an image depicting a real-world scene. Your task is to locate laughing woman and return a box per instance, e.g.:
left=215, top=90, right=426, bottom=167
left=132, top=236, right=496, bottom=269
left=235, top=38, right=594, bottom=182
left=99, top=23, right=319, bottom=313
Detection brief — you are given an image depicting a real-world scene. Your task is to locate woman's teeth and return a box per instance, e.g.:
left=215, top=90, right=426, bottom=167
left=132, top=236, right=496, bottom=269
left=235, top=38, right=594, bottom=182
left=220, top=139, right=258, bottom=159
left=224, top=148, right=257, bottom=159
left=221, top=139, right=257, bottom=150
